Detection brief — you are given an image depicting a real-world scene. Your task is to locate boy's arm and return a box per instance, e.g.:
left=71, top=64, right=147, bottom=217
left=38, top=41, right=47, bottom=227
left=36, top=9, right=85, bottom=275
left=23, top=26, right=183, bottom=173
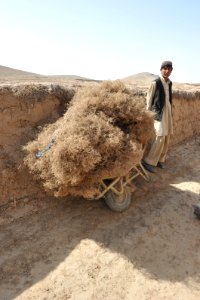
left=146, top=81, right=156, bottom=110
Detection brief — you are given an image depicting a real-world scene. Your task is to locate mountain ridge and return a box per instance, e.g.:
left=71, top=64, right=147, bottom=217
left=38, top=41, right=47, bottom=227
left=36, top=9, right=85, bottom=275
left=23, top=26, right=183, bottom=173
left=0, top=65, right=156, bottom=82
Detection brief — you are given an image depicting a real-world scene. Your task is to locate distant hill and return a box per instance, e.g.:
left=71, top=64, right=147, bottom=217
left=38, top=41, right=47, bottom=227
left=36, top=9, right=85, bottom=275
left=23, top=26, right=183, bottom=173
left=48, top=74, right=100, bottom=82
left=0, top=65, right=43, bottom=78
left=0, top=65, right=96, bottom=81
left=123, top=72, right=158, bottom=82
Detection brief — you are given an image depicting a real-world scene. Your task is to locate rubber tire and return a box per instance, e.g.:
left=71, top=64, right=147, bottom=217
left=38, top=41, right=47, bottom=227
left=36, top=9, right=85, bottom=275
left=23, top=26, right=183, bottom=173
left=105, top=188, right=131, bottom=212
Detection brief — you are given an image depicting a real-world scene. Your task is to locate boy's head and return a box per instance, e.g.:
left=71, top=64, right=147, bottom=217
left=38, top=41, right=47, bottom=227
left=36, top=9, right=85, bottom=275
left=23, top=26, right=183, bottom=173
left=160, top=60, right=173, bottom=80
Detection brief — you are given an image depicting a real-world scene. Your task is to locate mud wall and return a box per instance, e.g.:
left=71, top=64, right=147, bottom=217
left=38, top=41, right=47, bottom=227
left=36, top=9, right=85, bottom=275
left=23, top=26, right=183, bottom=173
left=171, top=91, right=200, bottom=145
left=0, top=84, right=199, bottom=207
left=0, top=84, right=75, bottom=206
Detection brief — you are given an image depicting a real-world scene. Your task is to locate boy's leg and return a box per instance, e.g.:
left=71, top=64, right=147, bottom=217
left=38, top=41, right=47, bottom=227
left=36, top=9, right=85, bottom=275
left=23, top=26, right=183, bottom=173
left=159, top=135, right=170, bottom=163
left=144, top=136, right=165, bottom=166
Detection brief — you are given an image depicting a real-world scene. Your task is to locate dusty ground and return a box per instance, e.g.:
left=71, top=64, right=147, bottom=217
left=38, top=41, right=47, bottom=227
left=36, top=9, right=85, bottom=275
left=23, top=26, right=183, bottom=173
left=0, top=137, right=200, bottom=300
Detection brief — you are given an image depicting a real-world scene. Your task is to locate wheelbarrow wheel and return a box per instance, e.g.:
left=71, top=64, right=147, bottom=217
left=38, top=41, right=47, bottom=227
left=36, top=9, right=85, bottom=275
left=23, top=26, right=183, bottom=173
left=105, top=188, right=131, bottom=212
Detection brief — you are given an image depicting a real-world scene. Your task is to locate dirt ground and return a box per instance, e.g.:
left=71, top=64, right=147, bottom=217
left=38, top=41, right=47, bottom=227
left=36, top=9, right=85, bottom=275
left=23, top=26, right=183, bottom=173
left=0, top=137, right=200, bottom=300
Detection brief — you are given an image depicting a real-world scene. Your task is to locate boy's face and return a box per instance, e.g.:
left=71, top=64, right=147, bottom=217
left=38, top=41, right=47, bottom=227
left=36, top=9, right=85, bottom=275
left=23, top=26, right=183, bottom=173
left=161, top=66, right=173, bottom=80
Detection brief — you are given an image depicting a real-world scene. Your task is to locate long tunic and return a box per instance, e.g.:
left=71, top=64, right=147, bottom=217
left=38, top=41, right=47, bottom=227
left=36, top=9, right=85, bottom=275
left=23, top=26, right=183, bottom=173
left=146, top=76, right=173, bottom=136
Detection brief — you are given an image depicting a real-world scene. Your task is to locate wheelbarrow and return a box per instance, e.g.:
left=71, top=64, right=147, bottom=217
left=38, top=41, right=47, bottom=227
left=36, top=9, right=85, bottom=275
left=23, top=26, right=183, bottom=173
left=94, top=161, right=149, bottom=212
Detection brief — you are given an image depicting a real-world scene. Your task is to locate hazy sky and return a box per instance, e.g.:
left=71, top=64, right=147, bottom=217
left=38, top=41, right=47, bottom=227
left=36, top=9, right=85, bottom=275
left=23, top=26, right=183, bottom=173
left=1, top=0, right=200, bottom=83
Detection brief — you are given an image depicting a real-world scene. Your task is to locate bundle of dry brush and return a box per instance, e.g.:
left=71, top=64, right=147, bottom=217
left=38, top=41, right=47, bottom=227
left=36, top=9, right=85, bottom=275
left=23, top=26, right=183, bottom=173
left=24, top=81, right=154, bottom=198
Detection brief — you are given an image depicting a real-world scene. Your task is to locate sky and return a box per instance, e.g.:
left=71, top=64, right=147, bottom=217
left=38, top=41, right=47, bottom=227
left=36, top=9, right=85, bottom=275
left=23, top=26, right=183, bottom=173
left=0, top=0, right=200, bottom=83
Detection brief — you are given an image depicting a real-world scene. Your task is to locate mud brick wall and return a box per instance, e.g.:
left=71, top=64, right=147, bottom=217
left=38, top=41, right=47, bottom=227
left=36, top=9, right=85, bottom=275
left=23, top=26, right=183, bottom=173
left=171, top=91, right=200, bottom=145
left=0, top=84, right=75, bottom=206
